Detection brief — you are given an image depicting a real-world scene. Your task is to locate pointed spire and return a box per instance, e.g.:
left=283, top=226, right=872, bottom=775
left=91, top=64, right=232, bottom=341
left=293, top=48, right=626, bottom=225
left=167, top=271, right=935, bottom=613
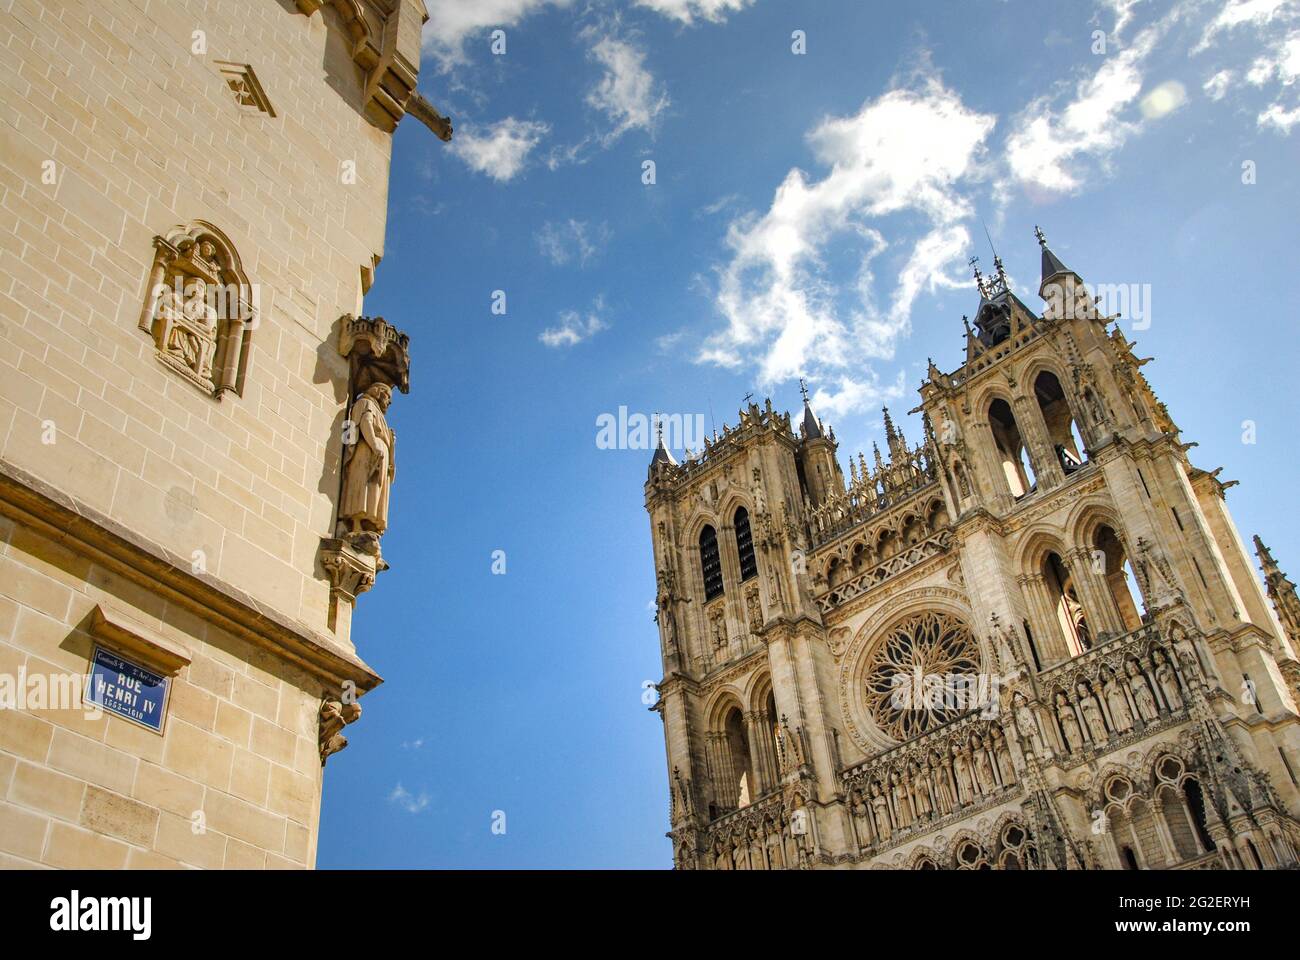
left=970, top=256, right=988, bottom=298
left=1255, top=535, right=1280, bottom=575
left=648, top=413, right=677, bottom=476
left=1035, top=224, right=1074, bottom=295
left=873, top=441, right=885, bottom=474
left=1255, top=535, right=1300, bottom=650
left=883, top=406, right=907, bottom=461
left=799, top=379, right=824, bottom=440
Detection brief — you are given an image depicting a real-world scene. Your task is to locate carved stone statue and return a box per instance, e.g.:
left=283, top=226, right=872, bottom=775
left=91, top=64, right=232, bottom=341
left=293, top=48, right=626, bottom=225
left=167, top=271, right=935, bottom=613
left=911, top=761, right=932, bottom=819
left=1078, top=683, right=1108, bottom=743
left=340, top=382, right=396, bottom=543
left=952, top=742, right=974, bottom=805
left=1102, top=668, right=1133, bottom=734
left=1127, top=660, right=1159, bottom=722
left=1154, top=650, right=1183, bottom=711
left=973, top=735, right=996, bottom=794
left=990, top=727, right=1015, bottom=785
left=870, top=782, right=891, bottom=840
left=1013, top=692, right=1043, bottom=756
left=1056, top=692, right=1084, bottom=753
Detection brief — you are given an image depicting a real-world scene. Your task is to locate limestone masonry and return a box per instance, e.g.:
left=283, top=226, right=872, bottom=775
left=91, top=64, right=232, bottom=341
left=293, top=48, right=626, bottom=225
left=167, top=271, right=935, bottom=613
left=0, top=0, right=448, bottom=869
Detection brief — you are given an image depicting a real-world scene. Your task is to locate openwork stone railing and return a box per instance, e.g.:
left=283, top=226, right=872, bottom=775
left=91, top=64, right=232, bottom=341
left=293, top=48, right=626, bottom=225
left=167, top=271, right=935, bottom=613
left=807, top=450, right=938, bottom=549
left=814, top=531, right=952, bottom=613
left=841, top=711, right=1022, bottom=855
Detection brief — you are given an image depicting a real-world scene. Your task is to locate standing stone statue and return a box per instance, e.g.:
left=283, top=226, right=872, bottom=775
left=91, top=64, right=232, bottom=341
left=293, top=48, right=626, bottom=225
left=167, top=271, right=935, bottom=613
left=1102, top=668, right=1133, bottom=734
left=1127, top=660, right=1160, bottom=723
left=340, top=382, right=395, bottom=543
left=1078, top=683, right=1109, bottom=744
left=1056, top=692, right=1084, bottom=753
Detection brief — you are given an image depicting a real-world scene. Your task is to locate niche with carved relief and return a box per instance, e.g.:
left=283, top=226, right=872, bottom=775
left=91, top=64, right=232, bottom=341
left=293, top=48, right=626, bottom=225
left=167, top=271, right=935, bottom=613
left=137, top=221, right=256, bottom=398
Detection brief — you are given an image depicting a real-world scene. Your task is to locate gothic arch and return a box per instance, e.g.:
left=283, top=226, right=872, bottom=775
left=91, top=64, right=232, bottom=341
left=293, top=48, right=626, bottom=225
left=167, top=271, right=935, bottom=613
left=1066, top=499, right=1127, bottom=551
left=704, top=686, right=747, bottom=731
left=744, top=670, right=773, bottom=713
left=1016, top=526, right=1072, bottom=576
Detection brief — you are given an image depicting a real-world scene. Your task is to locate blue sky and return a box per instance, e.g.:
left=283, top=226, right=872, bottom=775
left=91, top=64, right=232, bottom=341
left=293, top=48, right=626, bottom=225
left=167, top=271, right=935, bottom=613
left=316, top=0, right=1300, bottom=868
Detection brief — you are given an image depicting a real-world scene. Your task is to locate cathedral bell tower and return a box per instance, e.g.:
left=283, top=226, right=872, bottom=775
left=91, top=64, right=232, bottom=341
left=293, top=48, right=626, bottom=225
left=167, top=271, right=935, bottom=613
left=644, top=228, right=1300, bottom=870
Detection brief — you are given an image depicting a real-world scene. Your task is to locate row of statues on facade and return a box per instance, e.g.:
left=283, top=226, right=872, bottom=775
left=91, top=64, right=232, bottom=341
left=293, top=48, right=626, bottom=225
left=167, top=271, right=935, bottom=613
left=852, top=726, right=1017, bottom=845
left=1051, top=650, right=1185, bottom=754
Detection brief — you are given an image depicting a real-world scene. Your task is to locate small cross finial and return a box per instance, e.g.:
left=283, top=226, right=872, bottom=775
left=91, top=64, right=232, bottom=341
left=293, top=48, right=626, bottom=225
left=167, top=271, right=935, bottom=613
left=1034, top=225, right=1047, bottom=247
left=654, top=412, right=663, bottom=446
left=799, top=377, right=810, bottom=404
left=743, top=391, right=754, bottom=405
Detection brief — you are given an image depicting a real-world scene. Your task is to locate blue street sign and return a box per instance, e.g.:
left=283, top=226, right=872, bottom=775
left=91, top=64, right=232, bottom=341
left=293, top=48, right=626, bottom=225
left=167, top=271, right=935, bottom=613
left=85, top=646, right=170, bottom=733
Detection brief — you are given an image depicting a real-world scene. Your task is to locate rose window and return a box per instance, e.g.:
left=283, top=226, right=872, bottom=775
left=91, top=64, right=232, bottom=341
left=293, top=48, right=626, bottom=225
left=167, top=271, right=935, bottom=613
left=862, top=611, right=980, bottom=741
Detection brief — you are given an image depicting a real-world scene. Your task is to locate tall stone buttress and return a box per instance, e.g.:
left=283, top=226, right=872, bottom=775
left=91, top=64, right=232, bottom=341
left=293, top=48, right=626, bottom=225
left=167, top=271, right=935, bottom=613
left=645, top=231, right=1300, bottom=870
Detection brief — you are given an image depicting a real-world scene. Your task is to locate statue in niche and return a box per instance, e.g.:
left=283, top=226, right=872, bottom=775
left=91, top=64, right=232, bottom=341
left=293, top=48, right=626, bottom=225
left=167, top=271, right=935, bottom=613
left=973, top=734, right=996, bottom=795
left=1056, top=692, right=1084, bottom=753
left=339, top=382, right=396, bottom=549
left=870, top=781, right=891, bottom=840
left=1127, top=660, right=1160, bottom=723
left=1102, top=668, right=1133, bottom=734
left=931, top=749, right=954, bottom=814
left=952, top=742, right=974, bottom=805
left=1077, top=683, right=1109, bottom=743
left=1154, top=649, right=1183, bottom=711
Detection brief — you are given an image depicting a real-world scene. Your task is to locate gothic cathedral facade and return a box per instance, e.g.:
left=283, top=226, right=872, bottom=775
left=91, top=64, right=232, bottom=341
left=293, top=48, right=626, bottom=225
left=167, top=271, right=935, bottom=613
left=644, top=233, right=1300, bottom=870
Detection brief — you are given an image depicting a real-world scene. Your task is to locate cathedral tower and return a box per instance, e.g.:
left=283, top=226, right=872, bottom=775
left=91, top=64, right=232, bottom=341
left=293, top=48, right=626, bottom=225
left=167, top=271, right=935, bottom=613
left=645, top=230, right=1300, bottom=870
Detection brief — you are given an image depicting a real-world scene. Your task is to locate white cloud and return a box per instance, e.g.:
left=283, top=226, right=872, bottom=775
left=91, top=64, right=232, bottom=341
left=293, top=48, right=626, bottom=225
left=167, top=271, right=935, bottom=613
left=448, top=117, right=550, bottom=181
left=811, top=371, right=907, bottom=423
left=540, top=297, right=609, bottom=348
left=389, top=783, right=430, bottom=814
left=1194, top=0, right=1295, bottom=53
left=586, top=35, right=670, bottom=143
left=1103, top=0, right=1146, bottom=39
left=633, top=0, right=756, bottom=24
left=1204, top=69, right=1235, bottom=99
left=1258, top=101, right=1300, bottom=129
left=699, top=74, right=995, bottom=415
left=1003, top=14, right=1172, bottom=196
left=536, top=219, right=611, bottom=266
left=423, top=0, right=571, bottom=68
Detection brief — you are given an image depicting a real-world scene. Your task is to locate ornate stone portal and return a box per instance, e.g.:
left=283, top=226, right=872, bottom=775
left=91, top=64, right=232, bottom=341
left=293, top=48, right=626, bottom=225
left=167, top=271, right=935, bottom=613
left=320, top=315, right=411, bottom=633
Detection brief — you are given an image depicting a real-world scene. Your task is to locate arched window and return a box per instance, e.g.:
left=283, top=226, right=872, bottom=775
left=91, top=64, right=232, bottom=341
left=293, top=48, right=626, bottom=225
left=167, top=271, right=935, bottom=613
left=989, top=399, right=1036, bottom=498
left=722, top=706, right=754, bottom=811
left=734, top=507, right=757, bottom=582
left=700, top=525, right=724, bottom=601
left=1033, top=371, right=1086, bottom=473
left=1044, top=552, right=1090, bottom=655
left=1093, top=525, right=1145, bottom=631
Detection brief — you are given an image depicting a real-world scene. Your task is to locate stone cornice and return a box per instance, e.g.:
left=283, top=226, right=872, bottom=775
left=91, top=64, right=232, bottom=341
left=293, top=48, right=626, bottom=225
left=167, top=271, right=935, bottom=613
left=0, top=457, right=381, bottom=695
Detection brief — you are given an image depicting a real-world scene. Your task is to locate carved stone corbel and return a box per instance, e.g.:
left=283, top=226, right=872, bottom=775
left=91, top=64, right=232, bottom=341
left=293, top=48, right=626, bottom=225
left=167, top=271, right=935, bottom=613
left=320, top=696, right=362, bottom=764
